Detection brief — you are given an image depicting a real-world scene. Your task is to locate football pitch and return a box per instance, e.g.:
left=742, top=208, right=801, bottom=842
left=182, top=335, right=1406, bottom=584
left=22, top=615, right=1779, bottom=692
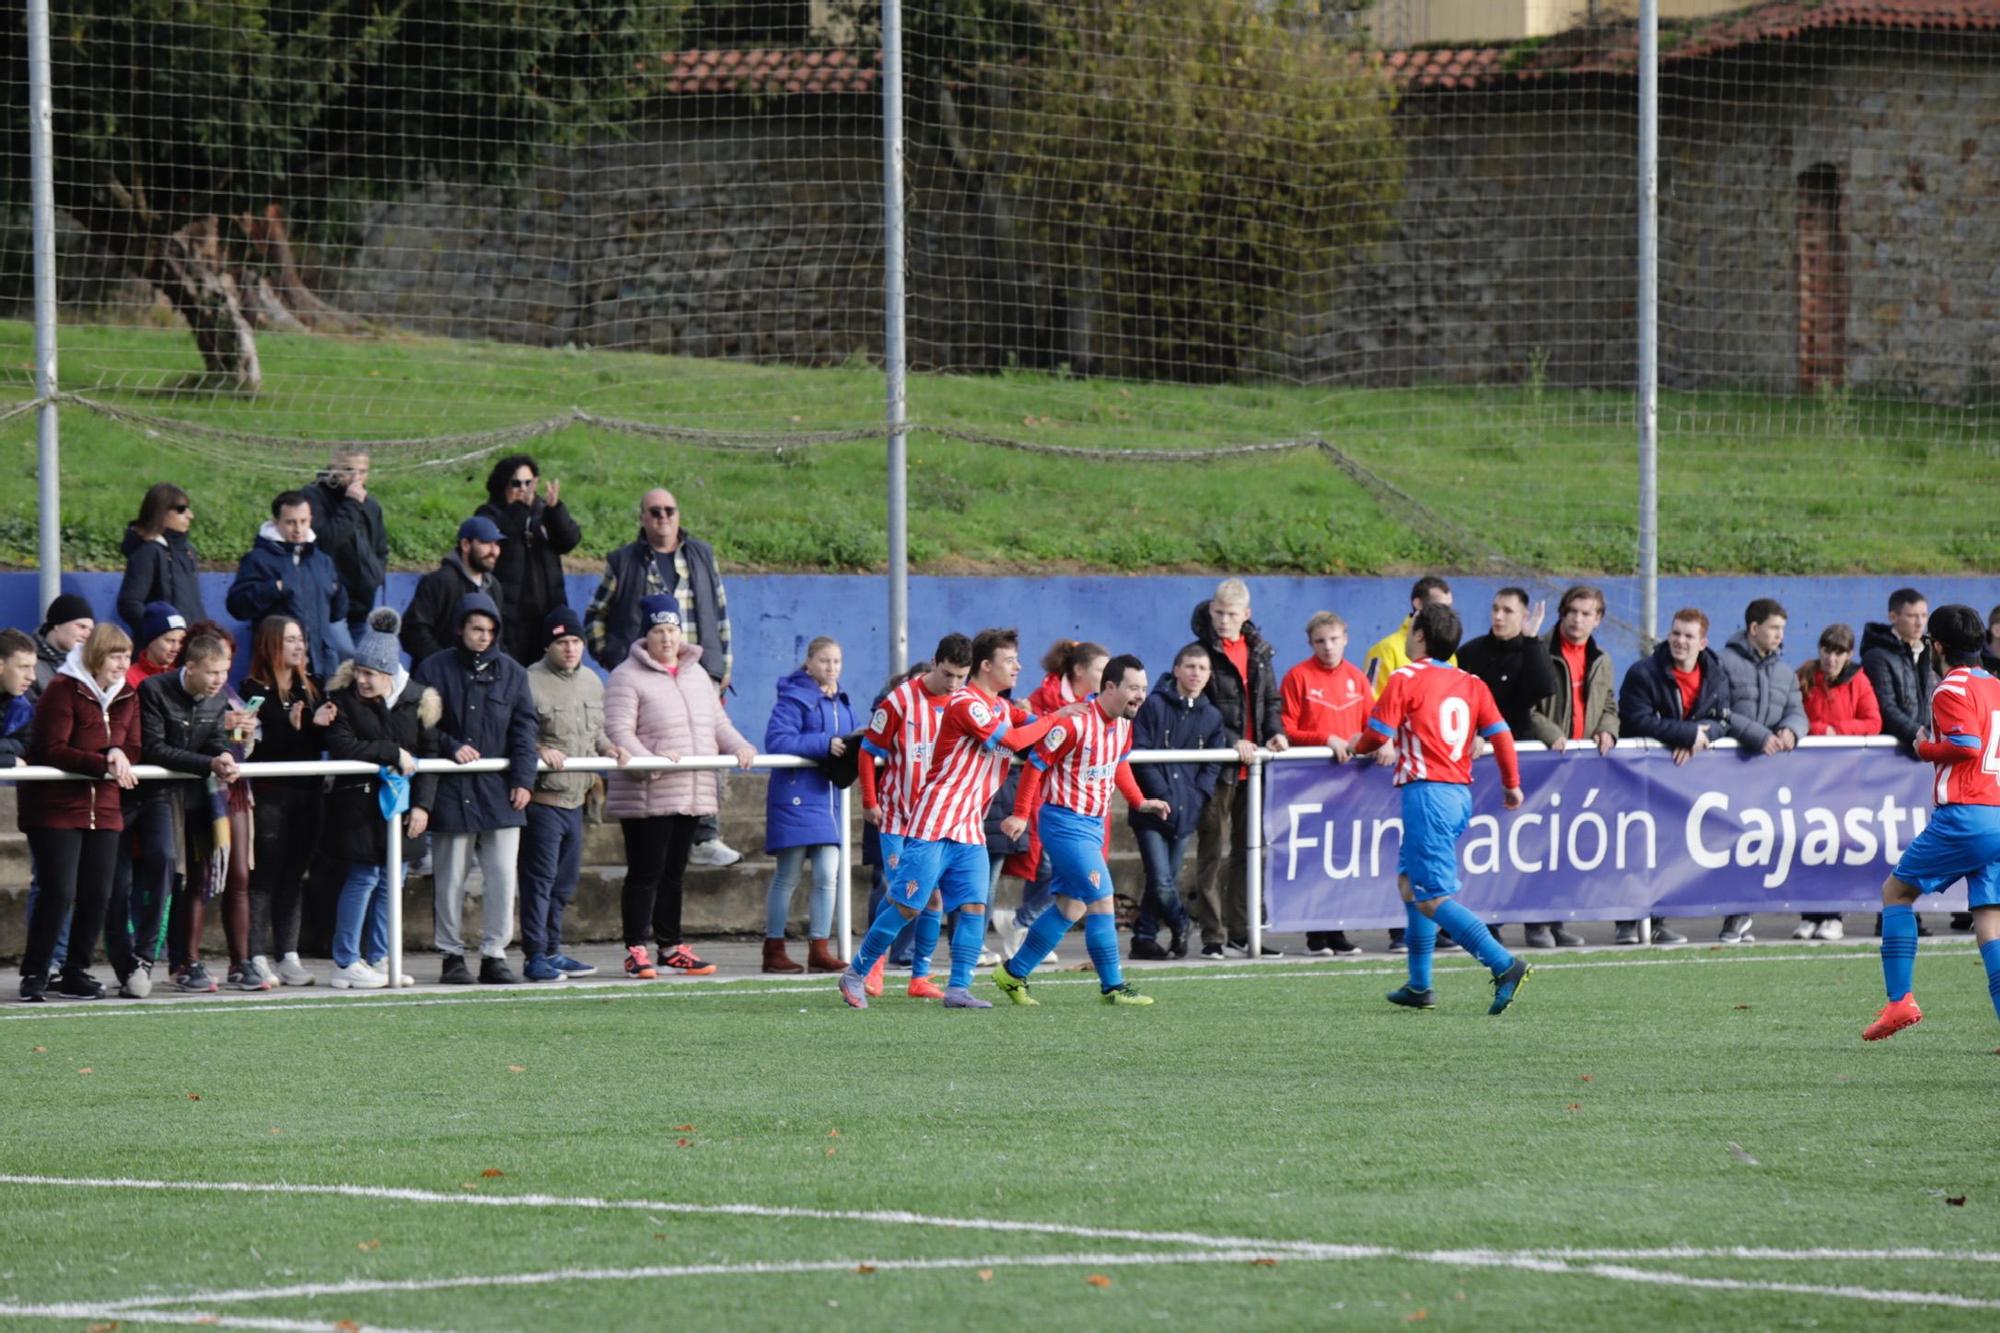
left=1, top=941, right=1996, bottom=1330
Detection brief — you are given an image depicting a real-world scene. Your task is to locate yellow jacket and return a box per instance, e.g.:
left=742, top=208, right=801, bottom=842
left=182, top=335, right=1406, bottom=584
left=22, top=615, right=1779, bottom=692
left=1363, top=618, right=1457, bottom=698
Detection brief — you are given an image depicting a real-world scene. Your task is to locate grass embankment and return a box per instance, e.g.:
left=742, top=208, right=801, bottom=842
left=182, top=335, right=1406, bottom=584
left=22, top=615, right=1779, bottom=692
left=0, top=321, right=1993, bottom=573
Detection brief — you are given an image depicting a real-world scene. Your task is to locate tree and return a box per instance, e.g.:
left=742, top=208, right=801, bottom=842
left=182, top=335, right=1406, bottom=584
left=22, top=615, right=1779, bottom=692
left=1, top=1, right=660, bottom=390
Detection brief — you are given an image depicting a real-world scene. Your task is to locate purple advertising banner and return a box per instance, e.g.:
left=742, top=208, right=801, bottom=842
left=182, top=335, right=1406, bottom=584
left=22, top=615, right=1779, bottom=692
left=1262, top=742, right=1969, bottom=929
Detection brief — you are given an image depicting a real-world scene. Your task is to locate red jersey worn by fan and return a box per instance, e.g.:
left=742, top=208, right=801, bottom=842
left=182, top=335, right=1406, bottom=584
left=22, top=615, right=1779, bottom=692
left=1923, top=668, right=2000, bottom=807
left=1015, top=703, right=1145, bottom=820
left=1367, top=659, right=1510, bottom=787
left=858, top=676, right=953, bottom=837
left=1280, top=657, right=1372, bottom=746
left=904, top=686, right=1034, bottom=845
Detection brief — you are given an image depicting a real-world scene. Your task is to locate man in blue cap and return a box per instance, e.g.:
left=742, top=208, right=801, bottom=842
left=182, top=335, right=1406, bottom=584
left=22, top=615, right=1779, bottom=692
left=401, top=515, right=506, bottom=663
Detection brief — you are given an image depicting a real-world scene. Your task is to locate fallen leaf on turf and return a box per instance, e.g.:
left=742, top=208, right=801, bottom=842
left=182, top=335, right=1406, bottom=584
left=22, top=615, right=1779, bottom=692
left=1578, top=1074, right=1593, bottom=1082
left=674, top=1124, right=695, bottom=1132
left=460, top=1182, right=480, bottom=1192
left=186, top=1093, right=201, bottom=1101
left=357, top=1240, right=380, bottom=1252
left=1733, top=1004, right=1752, bottom=1011
left=85, top=1323, right=118, bottom=1332
left=481, top=1168, right=504, bottom=1178
left=1086, top=1274, right=1112, bottom=1288
left=977, top=1269, right=994, bottom=1282
left=1403, top=1309, right=1429, bottom=1323
left=676, top=1138, right=692, bottom=1148
left=77, top=1067, right=93, bottom=1075
left=269, top=1127, right=283, bottom=1135
left=333, top=1323, right=361, bottom=1332
left=855, top=1264, right=876, bottom=1275
left=30, top=1045, right=45, bottom=1054
left=1947, top=1195, right=1967, bottom=1206
left=1248, top=1257, right=1279, bottom=1268
left=827, top=1128, right=841, bottom=1137
left=1566, top=1103, right=1581, bottom=1112
left=1727, top=1142, right=1760, bottom=1167
left=507, top=1065, right=526, bottom=1073
left=825, top=1146, right=837, bottom=1157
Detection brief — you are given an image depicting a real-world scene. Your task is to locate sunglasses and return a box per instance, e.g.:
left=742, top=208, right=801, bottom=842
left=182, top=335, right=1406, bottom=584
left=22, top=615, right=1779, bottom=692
left=170, top=503, right=191, bottom=514
left=647, top=505, right=677, bottom=519
left=508, top=477, right=535, bottom=490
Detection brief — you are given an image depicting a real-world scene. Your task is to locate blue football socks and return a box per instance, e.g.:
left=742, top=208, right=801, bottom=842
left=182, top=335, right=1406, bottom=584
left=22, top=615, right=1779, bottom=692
left=947, top=909, right=985, bottom=991
left=1880, top=903, right=1917, bottom=1001
left=1085, top=913, right=1124, bottom=992
left=850, top=901, right=909, bottom=977
left=1006, top=906, right=1074, bottom=981
left=1404, top=901, right=1437, bottom=991
left=1430, top=898, right=1514, bottom=976
left=1980, top=938, right=2000, bottom=1022
left=910, top=908, right=942, bottom=980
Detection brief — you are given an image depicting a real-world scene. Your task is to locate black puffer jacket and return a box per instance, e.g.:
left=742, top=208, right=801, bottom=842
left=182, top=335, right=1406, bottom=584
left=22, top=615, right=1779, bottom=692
left=475, top=497, right=582, bottom=665
left=1860, top=622, right=1936, bottom=746
left=322, top=664, right=442, bottom=865
left=1188, top=600, right=1282, bottom=772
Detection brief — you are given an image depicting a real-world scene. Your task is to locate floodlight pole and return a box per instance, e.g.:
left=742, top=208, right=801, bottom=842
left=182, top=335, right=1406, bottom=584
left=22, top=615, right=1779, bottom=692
left=1637, top=0, right=1660, bottom=655
left=27, top=0, right=61, bottom=615
left=883, top=0, right=910, bottom=677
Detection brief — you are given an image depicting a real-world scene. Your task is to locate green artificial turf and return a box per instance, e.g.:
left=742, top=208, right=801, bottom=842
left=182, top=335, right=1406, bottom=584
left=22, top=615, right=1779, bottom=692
left=1, top=943, right=1997, bottom=1328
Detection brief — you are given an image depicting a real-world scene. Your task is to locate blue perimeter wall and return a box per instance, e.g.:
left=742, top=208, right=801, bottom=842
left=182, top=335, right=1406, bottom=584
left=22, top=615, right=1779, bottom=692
left=5, top=571, right=1995, bottom=740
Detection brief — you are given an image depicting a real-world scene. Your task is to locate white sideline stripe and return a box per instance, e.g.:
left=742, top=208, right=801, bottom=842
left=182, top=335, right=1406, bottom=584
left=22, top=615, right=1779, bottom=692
left=1530, top=1245, right=2000, bottom=1263
left=85, top=1250, right=2000, bottom=1318
left=0, top=1302, right=438, bottom=1332
left=0, top=942, right=1963, bottom=1025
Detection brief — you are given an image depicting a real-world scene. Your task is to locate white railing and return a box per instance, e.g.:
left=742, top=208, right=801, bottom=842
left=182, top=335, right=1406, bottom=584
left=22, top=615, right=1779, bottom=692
left=0, top=735, right=1907, bottom=981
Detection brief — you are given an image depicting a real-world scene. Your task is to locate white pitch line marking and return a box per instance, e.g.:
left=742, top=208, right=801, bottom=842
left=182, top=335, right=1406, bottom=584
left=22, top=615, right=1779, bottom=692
left=0, top=1301, right=439, bottom=1332
left=0, top=941, right=1953, bottom=1024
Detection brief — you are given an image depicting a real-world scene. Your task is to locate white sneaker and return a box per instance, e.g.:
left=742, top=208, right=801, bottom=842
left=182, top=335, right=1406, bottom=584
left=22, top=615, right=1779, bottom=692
left=1718, top=915, right=1755, bottom=944
left=119, top=960, right=154, bottom=1000
left=275, top=953, right=316, bottom=987
left=977, top=948, right=1000, bottom=967
left=368, top=959, right=414, bottom=987
left=688, top=839, right=742, bottom=868
left=250, top=955, right=279, bottom=986
left=1814, top=918, right=1845, bottom=941
left=1791, top=921, right=1816, bottom=940
left=330, top=961, right=386, bottom=991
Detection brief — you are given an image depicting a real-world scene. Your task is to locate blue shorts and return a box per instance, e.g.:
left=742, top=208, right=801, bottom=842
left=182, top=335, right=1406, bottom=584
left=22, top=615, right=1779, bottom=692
left=1893, top=804, right=2000, bottom=908
left=1398, top=781, right=1472, bottom=902
left=890, top=837, right=991, bottom=914
left=878, top=831, right=908, bottom=880
left=1042, top=804, right=1114, bottom=905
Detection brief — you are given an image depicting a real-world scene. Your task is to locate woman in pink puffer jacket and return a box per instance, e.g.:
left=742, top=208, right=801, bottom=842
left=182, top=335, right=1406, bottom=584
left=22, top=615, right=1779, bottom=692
left=604, top=600, right=755, bottom=978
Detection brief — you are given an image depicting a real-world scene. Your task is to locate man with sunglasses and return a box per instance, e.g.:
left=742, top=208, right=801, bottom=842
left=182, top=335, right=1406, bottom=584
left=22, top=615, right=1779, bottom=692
left=585, top=488, right=740, bottom=864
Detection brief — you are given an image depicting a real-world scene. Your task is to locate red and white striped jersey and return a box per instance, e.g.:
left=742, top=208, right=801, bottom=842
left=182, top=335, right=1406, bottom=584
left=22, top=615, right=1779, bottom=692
left=1025, top=702, right=1132, bottom=819
left=1366, top=658, right=1507, bottom=787
left=904, top=686, right=1031, bottom=845
left=1926, top=667, right=2000, bottom=807
left=859, top=677, right=954, bottom=837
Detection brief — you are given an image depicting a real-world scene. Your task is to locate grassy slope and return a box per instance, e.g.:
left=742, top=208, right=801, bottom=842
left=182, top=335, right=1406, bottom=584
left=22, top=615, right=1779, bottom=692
left=0, top=321, right=1995, bottom=574
left=1, top=947, right=1998, bottom=1328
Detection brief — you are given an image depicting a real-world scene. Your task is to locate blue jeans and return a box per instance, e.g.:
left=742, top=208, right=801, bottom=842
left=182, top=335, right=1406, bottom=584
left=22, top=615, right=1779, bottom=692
left=127, top=801, right=181, bottom=964
left=866, top=863, right=915, bottom=966
left=517, top=803, right=584, bottom=959
left=1012, top=851, right=1054, bottom=930
left=333, top=862, right=392, bottom=967
left=1133, top=827, right=1193, bottom=942
left=767, top=844, right=838, bottom=939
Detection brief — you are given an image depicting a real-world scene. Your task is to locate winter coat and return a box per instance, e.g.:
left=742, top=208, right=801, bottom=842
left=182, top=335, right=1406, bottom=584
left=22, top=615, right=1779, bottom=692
left=984, top=770, right=1032, bottom=858
left=137, top=669, right=231, bottom=813
left=603, top=640, right=750, bottom=819
left=1529, top=630, right=1621, bottom=747
left=0, top=689, right=33, bottom=766
left=762, top=668, right=856, bottom=851
left=1715, top=630, right=1809, bottom=749
left=1861, top=622, right=1936, bottom=746
left=401, top=554, right=503, bottom=666
left=20, top=655, right=140, bottom=832
left=1457, top=631, right=1564, bottom=740
left=1800, top=661, right=1883, bottom=736
left=476, top=497, right=583, bottom=665
left=1129, top=673, right=1228, bottom=839
left=30, top=630, right=68, bottom=703
left=1188, top=600, right=1282, bottom=772
left=1618, top=643, right=1732, bottom=751
left=322, top=664, right=442, bottom=865
left=306, top=477, right=389, bottom=624
left=409, top=621, right=539, bottom=834
left=526, top=658, right=614, bottom=809
left=584, top=532, right=730, bottom=684
left=240, top=673, right=328, bottom=766
left=225, top=523, right=350, bottom=679
left=116, top=525, right=205, bottom=631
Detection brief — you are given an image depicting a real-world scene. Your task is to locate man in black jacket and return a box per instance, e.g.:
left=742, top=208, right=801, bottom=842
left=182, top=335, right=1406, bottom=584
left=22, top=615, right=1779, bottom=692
left=1862, top=587, right=1935, bottom=751
left=134, top=634, right=255, bottom=993
left=1187, top=579, right=1289, bottom=960
left=402, top=517, right=505, bottom=664
left=307, top=449, right=390, bottom=640
left=1458, top=586, right=1562, bottom=949
left=1616, top=608, right=1735, bottom=947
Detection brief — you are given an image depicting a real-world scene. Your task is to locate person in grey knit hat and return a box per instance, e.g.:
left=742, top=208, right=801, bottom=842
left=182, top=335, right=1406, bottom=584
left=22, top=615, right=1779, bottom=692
left=352, top=606, right=404, bottom=677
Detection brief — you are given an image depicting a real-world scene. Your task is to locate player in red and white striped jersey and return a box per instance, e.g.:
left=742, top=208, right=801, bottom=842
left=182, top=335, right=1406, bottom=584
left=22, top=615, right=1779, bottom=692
left=994, top=655, right=1168, bottom=1006
left=840, top=628, right=1080, bottom=1010
left=853, top=633, right=973, bottom=998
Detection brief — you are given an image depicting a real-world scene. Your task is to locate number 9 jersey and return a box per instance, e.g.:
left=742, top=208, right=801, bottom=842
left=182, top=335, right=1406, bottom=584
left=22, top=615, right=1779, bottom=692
left=1366, top=659, right=1509, bottom=787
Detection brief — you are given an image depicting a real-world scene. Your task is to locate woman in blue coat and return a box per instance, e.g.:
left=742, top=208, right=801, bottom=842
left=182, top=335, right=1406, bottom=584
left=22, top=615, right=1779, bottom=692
left=761, top=636, right=855, bottom=974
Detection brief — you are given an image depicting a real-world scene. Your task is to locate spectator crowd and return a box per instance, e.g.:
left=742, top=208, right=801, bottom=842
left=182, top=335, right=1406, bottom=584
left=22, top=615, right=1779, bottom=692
left=4, top=466, right=1989, bottom=1000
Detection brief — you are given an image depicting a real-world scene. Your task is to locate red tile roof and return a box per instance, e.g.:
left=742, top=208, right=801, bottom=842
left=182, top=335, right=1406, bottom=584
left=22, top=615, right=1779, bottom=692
left=1387, top=0, right=2000, bottom=91
left=640, top=47, right=880, bottom=97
